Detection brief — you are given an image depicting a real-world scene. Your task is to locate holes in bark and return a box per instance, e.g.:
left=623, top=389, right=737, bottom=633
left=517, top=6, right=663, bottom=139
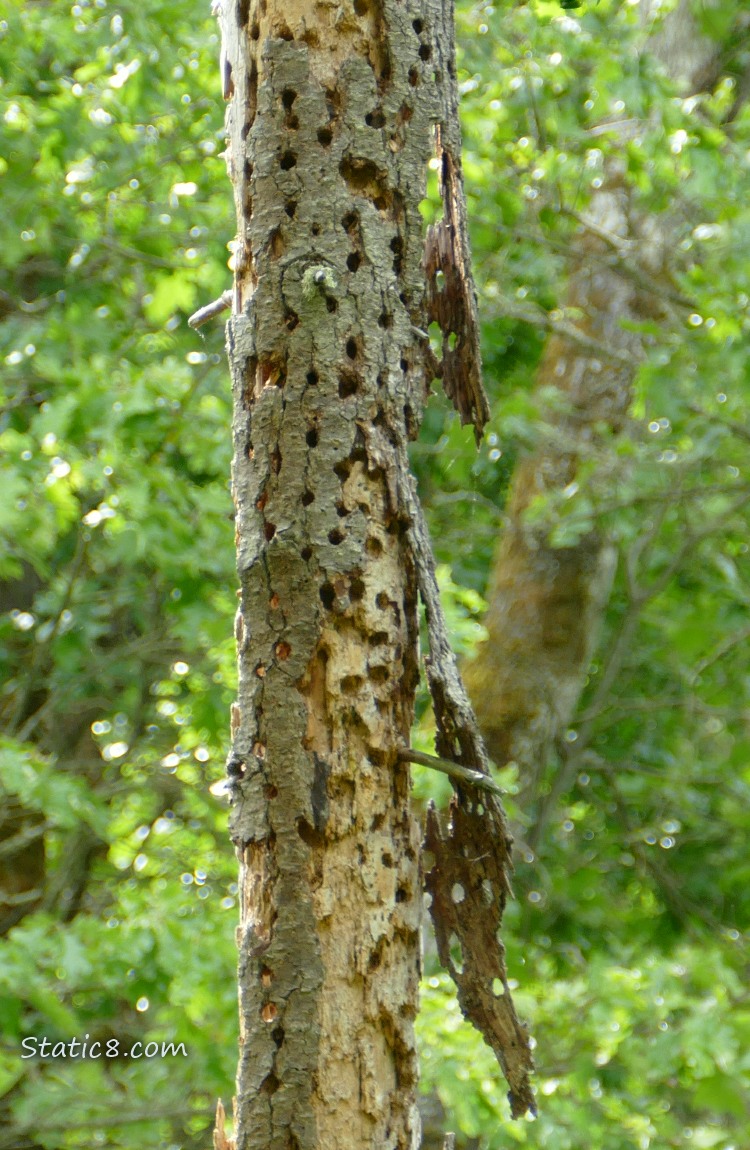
left=284, top=200, right=297, bottom=218
left=397, top=102, right=413, bottom=129
left=370, top=665, right=390, bottom=684
left=395, top=887, right=407, bottom=903
left=260, top=1070, right=280, bottom=1097
left=381, top=852, right=394, bottom=868
left=333, top=458, right=351, bottom=481
left=345, top=337, right=359, bottom=360
left=276, top=22, right=294, bottom=41
left=320, top=583, right=335, bottom=609
left=338, top=373, right=358, bottom=399
left=408, top=66, right=419, bottom=87
left=350, top=577, right=365, bottom=601
left=271, top=1027, right=284, bottom=1048
left=346, top=251, right=361, bottom=272
left=280, top=151, right=297, bottom=170
left=368, top=747, right=387, bottom=767
left=369, top=630, right=388, bottom=645
left=366, top=537, right=383, bottom=557
left=269, top=228, right=285, bottom=260
left=261, top=966, right=274, bottom=987
left=243, top=59, right=258, bottom=136
left=250, top=21, right=260, bottom=39
left=317, top=126, right=333, bottom=146
left=238, top=0, right=250, bottom=24
left=281, top=87, right=298, bottom=128
left=270, top=593, right=280, bottom=609
left=255, top=490, right=267, bottom=511
left=390, top=235, right=403, bottom=274
left=259, top=360, right=285, bottom=389
left=306, top=369, right=319, bottom=386
left=365, top=109, right=386, bottom=129
left=342, top=210, right=359, bottom=234
left=261, top=1003, right=277, bottom=1023
left=340, top=674, right=363, bottom=695
left=271, top=447, right=281, bottom=475
left=265, top=784, right=278, bottom=799
left=285, top=311, right=299, bottom=331
left=328, top=528, right=345, bottom=545
left=376, top=592, right=390, bottom=609
left=400, top=357, right=409, bottom=372
left=275, top=641, right=291, bottom=660
left=300, top=546, right=312, bottom=561
left=335, top=502, right=349, bottom=518
left=311, top=222, right=321, bottom=236
left=339, top=156, right=390, bottom=208
left=296, top=816, right=323, bottom=848
left=419, top=42, right=432, bottom=61
left=353, top=0, right=369, bottom=13
left=264, top=522, right=276, bottom=542
left=326, top=297, right=337, bottom=313
left=412, top=17, right=423, bottom=32
left=301, top=490, right=314, bottom=506
left=378, top=312, right=392, bottom=329
left=306, top=428, right=319, bottom=448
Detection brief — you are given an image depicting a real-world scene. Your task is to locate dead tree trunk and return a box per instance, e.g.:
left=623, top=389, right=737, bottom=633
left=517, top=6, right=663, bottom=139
left=214, top=0, right=531, bottom=1145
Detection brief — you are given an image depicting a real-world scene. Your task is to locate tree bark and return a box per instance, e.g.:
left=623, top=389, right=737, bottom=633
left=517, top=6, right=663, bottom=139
left=464, top=0, right=728, bottom=804
left=215, top=0, right=503, bottom=1145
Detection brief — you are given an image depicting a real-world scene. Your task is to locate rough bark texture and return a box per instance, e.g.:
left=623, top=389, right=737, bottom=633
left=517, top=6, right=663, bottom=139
left=215, top=0, right=521, bottom=1144
left=464, top=0, right=727, bottom=801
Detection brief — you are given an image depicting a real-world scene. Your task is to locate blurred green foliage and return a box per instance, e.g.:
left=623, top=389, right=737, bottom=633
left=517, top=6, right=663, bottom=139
left=1, top=0, right=750, bottom=1148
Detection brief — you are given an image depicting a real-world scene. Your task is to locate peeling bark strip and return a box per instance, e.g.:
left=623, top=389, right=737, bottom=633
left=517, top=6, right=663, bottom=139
left=424, top=801, right=535, bottom=1119
left=215, top=0, right=523, bottom=1143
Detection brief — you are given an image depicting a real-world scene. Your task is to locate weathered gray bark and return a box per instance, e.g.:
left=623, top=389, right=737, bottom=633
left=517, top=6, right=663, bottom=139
left=214, top=0, right=531, bottom=1145
left=465, top=0, right=729, bottom=815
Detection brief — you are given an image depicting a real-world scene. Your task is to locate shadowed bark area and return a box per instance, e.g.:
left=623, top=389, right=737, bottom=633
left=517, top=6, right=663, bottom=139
left=464, top=0, right=728, bottom=802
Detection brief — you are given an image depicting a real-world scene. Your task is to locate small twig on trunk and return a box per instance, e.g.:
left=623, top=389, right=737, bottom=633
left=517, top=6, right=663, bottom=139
left=188, top=289, right=232, bottom=330
left=397, top=746, right=504, bottom=797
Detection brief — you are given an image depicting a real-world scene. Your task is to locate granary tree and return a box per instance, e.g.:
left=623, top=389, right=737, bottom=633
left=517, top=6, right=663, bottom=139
left=211, top=0, right=533, bottom=1145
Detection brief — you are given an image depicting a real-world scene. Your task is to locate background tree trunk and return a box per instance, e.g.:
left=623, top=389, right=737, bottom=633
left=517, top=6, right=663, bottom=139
left=464, top=0, right=727, bottom=814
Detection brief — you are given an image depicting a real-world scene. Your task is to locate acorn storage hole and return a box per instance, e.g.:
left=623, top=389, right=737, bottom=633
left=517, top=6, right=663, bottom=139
left=338, top=371, right=358, bottom=397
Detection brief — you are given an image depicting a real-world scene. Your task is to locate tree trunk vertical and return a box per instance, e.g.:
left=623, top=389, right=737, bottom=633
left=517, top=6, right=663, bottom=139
left=216, top=0, right=464, bottom=1146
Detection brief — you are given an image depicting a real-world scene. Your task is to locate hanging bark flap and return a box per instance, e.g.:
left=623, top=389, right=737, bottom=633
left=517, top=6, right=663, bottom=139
left=423, top=147, right=488, bottom=443
left=424, top=799, right=535, bottom=1119
left=423, top=0, right=489, bottom=443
